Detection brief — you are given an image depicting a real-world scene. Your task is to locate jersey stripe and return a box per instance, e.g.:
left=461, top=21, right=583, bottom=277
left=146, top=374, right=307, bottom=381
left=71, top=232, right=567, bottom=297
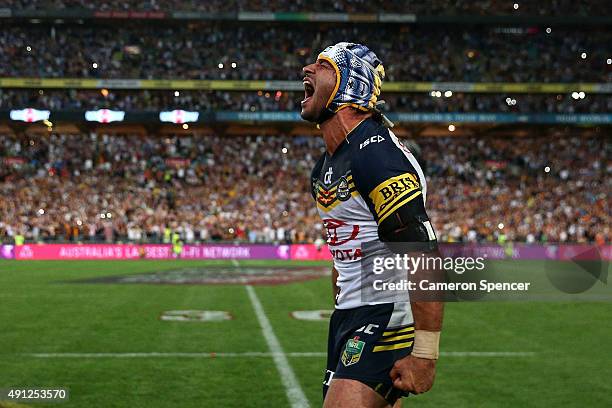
left=378, top=333, right=415, bottom=343
left=377, top=190, right=422, bottom=223
left=382, top=326, right=415, bottom=337
left=373, top=341, right=414, bottom=352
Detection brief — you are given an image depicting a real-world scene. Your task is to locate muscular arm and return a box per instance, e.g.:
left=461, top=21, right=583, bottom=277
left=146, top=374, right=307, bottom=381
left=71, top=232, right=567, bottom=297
left=390, top=297, right=443, bottom=395
left=410, top=266, right=444, bottom=356
left=412, top=299, right=444, bottom=331
left=380, top=199, right=444, bottom=394
left=379, top=201, right=444, bottom=331
left=350, top=135, right=443, bottom=393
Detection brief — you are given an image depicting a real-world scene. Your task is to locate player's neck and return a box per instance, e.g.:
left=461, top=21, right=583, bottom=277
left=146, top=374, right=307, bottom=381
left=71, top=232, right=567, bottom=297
left=320, top=109, right=372, bottom=155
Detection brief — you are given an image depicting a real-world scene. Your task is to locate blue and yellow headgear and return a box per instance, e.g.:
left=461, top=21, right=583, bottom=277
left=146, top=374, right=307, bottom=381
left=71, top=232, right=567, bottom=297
left=317, top=42, right=393, bottom=127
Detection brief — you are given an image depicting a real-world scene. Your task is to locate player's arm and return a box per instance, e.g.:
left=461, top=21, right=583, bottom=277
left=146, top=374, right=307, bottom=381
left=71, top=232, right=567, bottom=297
left=390, top=303, right=442, bottom=394
left=351, top=132, right=443, bottom=394
left=378, top=199, right=444, bottom=331
left=379, top=188, right=444, bottom=394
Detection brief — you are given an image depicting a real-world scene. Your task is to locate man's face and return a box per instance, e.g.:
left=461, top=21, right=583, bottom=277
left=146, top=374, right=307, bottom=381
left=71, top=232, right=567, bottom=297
left=300, top=58, right=337, bottom=122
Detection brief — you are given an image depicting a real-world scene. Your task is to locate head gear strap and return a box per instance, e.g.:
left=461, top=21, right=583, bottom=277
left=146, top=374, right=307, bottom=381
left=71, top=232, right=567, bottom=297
left=316, top=42, right=393, bottom=127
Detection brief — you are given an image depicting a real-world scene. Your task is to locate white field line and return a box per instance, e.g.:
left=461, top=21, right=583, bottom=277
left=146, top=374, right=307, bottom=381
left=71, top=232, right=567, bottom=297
left=25, top=351, right=535, bottom=359
left=245, top=285, right=310, bottom=408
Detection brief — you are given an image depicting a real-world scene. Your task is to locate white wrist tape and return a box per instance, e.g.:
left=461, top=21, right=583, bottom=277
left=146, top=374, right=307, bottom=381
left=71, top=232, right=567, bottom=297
left=412, top=330, right=440, bottom=360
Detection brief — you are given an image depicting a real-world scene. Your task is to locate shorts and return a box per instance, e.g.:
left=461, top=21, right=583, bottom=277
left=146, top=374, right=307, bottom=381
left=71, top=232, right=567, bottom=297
left=323, top=302, right=414, bottom=406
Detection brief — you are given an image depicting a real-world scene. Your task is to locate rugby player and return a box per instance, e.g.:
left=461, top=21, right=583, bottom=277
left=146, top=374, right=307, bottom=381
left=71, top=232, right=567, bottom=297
left=301, top=43, right=444, bottom=407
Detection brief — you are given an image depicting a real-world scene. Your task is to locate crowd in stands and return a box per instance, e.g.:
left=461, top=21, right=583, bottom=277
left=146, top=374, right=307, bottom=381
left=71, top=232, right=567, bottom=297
left=419, top=134, right=609, bottom=245
left=1, top=89, right=610, bottom=114
left=2, top=0, right=608, bottom=15
left=1, top=130, right=609, bottom=244
left=0, top=133, right=323, bottom=244
left=1, top=24, right=610, bottom=83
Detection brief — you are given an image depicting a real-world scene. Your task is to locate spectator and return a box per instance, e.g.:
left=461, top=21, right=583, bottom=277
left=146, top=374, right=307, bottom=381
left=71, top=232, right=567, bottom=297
left=0, top=130, right=608, bottom=244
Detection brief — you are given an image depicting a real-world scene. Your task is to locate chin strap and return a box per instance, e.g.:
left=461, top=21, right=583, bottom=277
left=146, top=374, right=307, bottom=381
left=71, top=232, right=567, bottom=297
left=316, top=101, right=395, bottom=129
left=373, top=100, right=394, bottom=128
left=317, top=101, right=394, bottom=129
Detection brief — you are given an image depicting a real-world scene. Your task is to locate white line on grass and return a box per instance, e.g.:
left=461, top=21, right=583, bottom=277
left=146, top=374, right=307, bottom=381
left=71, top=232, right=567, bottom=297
left=25, top=351, right=535, bottom=359
left=245, top=285, right=310, bottom=408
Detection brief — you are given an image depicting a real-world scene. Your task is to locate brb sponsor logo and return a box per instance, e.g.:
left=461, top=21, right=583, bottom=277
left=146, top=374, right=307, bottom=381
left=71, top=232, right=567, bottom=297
left=323, top=218, right=362, bottom=261
left=370, top=172, right=420, bottom=216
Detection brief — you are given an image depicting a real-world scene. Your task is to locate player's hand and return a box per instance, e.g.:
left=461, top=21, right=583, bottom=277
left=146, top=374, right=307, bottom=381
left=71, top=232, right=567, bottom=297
left=389, top=355, right=436, bottom=394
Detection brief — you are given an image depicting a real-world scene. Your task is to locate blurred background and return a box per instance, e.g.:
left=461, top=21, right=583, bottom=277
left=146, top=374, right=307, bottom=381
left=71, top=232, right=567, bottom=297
left=0, top=0, right=610, bottom=246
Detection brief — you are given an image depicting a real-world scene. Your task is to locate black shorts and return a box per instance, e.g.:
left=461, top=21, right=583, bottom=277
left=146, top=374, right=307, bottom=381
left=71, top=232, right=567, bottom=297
left=323, top=302, right=414, bottom=406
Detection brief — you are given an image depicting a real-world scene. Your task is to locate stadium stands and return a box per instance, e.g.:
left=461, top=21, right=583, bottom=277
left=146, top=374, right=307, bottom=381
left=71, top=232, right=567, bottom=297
left=1, top=131, right=608, bottom=244
left=1, top=89, right=610, bottom=113
left=1, top=24, right=610, bottom=82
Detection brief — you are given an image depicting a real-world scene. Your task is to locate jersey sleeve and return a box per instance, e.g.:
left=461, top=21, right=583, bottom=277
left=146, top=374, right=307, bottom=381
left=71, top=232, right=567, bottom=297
left=351, top=131, right=426, bottom=224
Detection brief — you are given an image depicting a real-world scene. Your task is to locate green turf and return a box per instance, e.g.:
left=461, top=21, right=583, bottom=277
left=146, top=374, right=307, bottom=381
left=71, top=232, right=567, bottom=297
left=0, top=259, right=610, bottom=407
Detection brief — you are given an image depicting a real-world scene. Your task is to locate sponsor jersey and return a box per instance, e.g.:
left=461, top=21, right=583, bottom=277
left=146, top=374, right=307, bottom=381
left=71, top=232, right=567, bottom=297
left=311, top=118, right=428, bottom=309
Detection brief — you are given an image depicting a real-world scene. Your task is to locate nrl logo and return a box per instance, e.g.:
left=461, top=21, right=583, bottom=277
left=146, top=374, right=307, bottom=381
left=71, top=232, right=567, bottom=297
left=341, top=336, right=365, bottom=367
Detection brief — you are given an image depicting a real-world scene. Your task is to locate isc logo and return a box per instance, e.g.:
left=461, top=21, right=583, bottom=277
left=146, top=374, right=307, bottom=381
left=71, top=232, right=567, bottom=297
left=359, top=135, right=385, bottom=149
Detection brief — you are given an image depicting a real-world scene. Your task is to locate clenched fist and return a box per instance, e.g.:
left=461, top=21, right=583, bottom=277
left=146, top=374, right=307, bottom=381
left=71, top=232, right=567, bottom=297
left=389, top=355, right=436, bottom=394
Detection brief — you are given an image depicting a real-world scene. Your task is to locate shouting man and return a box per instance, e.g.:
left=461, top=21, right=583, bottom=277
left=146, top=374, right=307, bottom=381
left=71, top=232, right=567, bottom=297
left=302, top=42, right=444, bottom=408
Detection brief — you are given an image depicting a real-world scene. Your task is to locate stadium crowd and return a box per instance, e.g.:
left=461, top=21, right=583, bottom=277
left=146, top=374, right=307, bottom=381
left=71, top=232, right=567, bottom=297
left=1, top=89, right=610, bottom=114
left=1, top=24, right=610, bottom=82
left=0, top=133, right=323, bottom=244
left=1, top=131, right=609, bottom=245
left=2, top=0, right=608, bottom=15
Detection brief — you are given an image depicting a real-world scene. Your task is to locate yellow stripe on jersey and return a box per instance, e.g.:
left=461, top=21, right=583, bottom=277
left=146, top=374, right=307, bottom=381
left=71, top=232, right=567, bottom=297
left=378, top=333, right=415, bottom=343
left=368, top=173, right=421, bottom=220
left=377, top=190, right=422, bottom=224
left=382, top=326, right=415, bottom=337
left=373, top=341, right=413, bottom=352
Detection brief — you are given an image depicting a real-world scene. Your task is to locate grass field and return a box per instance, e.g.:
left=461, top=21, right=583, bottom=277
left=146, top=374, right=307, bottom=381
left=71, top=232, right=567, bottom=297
left=0, top=259, right=611, bottom=407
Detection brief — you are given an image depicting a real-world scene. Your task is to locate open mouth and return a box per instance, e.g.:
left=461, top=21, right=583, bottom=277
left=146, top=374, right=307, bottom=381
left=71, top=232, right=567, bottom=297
left=302, top=80, right=315, bottom=104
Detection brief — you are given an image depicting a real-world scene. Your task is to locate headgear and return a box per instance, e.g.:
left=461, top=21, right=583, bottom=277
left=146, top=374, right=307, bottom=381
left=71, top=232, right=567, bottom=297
left=317, top=42, right=393, bottom=127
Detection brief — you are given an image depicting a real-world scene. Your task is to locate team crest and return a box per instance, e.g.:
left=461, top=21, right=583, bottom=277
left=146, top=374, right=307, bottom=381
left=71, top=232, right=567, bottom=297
left=341, top=336, right=365, bottom=366
left=337, top=177, right=350, bottom=201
